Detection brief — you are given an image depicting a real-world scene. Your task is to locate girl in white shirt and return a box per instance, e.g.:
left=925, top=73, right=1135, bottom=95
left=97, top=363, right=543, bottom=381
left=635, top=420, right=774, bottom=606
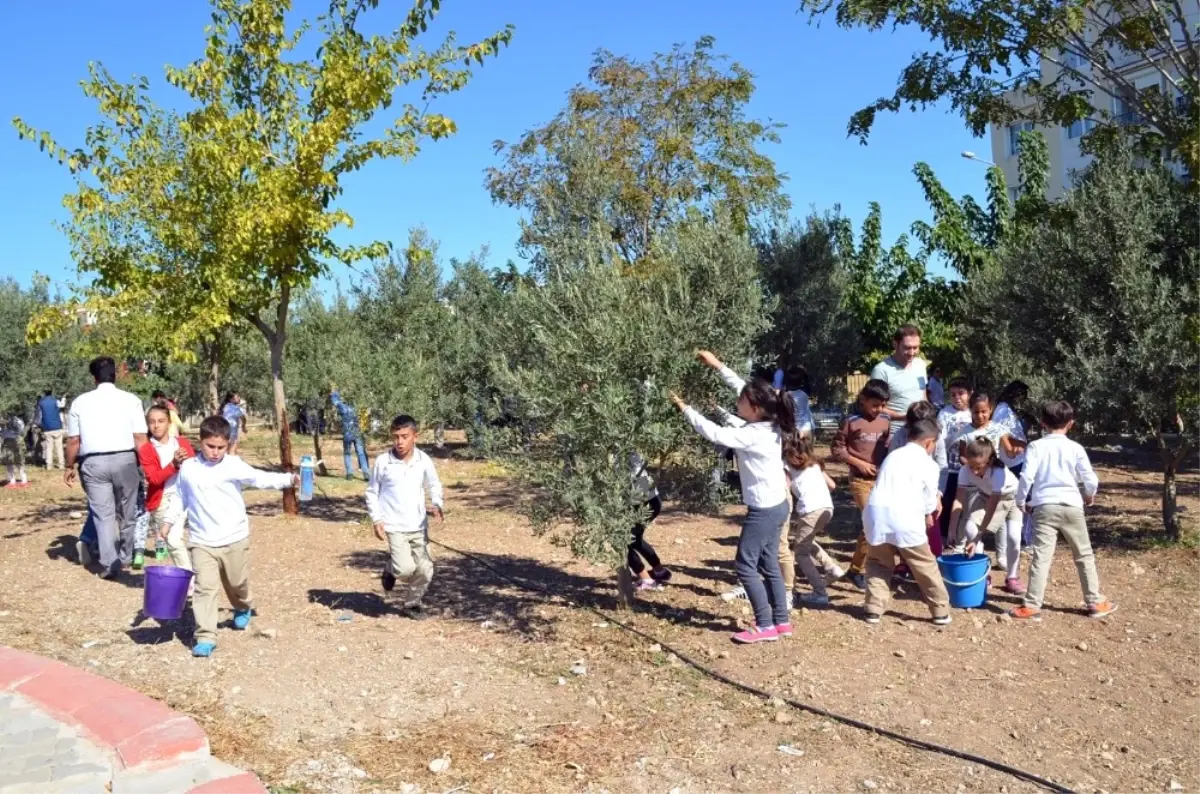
left=785, top=437, right=839, bottom=606
left=671, top=350, right=797, bottom=645
left=948, top=436, right=1025, bottom=594
left=993, top=381, right=1032, bottom=475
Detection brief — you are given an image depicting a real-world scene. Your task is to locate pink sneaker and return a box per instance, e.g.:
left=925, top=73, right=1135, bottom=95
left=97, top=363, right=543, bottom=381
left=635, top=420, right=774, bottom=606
left=774, top=623, right=793, bottom=638
left=732, top=626, right=779, bottom=644
left=1004, top=577, right=1026, bottom=595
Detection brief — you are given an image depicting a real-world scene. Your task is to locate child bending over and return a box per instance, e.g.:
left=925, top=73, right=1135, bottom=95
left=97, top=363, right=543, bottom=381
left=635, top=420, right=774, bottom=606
left=948, top=437, right=1024, bottom=594
left=785, top=436, right=841, bottom=606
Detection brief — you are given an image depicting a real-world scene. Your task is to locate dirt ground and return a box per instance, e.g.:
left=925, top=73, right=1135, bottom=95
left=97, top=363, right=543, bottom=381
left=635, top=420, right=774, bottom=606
left=0, top=431, right=1196, bottom=794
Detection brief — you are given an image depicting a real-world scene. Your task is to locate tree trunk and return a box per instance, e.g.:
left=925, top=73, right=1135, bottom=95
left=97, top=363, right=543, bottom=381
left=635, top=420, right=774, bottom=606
left=204, top=336, right=221, bottom=414
left=615, top=566, right=635, bottom=610
left=434, top=422, right=446, bottom=449
left=312, top=422, right=328, bottom=476
left=1157, top=427, right=1192, bottom=542
left=269, top=332, right=298, bottom=515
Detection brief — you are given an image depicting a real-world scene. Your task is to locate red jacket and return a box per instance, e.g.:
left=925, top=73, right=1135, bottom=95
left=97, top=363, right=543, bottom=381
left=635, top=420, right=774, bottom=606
left=138, top=437, right=195, bottom=511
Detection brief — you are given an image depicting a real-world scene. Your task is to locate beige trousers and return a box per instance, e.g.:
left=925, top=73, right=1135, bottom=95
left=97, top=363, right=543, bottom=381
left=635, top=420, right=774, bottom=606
left=42, top=429, right=65, bottom=470
left=189, top=538, right=252, bottom=644
left=152, top=494, right=192, bottom=574
left=864, top=541, right=950, bottom=619
left=387, top=530, right=434, bottom=605
left=791, top=508, right=835, bottom=596
left=1023, top=504, right=1104, bottom=610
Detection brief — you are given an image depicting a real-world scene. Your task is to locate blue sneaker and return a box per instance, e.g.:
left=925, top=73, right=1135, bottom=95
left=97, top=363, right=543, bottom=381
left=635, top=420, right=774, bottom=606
left=192, top=642, right=216, bottom=658
left=232, top=609, right=252, bottom=630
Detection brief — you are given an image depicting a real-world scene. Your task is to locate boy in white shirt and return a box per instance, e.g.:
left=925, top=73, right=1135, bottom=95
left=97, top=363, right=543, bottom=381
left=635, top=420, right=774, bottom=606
left=861, top=419, right=951, bottom=626
left=365, top=414, right=444, bottom=618
left=1010, top=401, right=1116, bottom=620
left=177, top=415, right=298, bottom=658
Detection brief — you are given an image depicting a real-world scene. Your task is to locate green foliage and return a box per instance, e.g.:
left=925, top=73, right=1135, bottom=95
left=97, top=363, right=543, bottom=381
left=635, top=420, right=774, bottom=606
left=755, top=213, right=864, bottom=401
left=833, top=205, right=957, bottom=369
left=481, top=211, right=769, bottom=571
left=968, top=141, right=1198, bottom=538
left=486, top=37, right=789, bottom=270
left=0, top=278, right=93, bottom=417
left=799, top=0, right=1199, bottom=176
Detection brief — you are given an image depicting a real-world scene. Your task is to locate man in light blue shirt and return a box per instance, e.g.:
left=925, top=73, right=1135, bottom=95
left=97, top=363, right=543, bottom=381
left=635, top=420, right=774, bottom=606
left=870, top=324, right=929, bottom=435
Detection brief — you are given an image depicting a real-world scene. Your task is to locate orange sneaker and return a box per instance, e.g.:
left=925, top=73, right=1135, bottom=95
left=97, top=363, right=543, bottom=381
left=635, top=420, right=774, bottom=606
left=1087, top=601, right=1118, bottom=619
left=1008, top=606, right=1042, bottom=621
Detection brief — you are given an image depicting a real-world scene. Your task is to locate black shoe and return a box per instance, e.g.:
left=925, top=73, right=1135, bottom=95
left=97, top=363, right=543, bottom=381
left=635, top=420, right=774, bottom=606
left=98, top=561, right=122, bottom=580
left=401, top=603, right=426, bottom=620
left=649, top=566, right=672, bottom=583
left=381, top=569, right=396, bottom=592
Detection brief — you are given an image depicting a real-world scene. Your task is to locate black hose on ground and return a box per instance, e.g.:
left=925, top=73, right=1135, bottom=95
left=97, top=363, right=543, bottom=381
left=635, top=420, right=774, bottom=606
left=430, top=539, right=1077, bottom=794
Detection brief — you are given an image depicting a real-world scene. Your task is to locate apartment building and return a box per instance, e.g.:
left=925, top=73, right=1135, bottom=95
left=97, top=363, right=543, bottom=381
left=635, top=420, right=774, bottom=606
left=987, top=0, right=1197, bottom=200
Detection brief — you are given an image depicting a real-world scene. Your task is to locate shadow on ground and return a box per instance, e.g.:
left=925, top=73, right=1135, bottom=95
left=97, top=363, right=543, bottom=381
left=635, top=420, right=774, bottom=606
left=309, top=546, right=736, bottom=636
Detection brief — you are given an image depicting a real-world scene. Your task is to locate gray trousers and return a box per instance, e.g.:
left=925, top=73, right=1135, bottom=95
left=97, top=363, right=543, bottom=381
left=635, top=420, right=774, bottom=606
left=80, top=452, right=140, bottom=569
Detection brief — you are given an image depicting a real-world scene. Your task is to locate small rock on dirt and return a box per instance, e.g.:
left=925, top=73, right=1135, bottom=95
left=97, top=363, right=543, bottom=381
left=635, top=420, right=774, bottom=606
left=1168, top=781, right=1184, bottom=792
left=1100, top=752, right=1115, bottom=762
left=648, top=643, right=662, bottom=653
left=893, top=650, right=907, bottom=659
left=351, top=767, right=368, bottom=779
left=337, top=646, right=348, bottom=652
left=972, top=618, right=983, bottom=629
left=920, top=719, right=932, bottom=726
left=258, top=628, right=278, bottom=639
left=717, top=651, right=730, bottom=659
left=570, top=663, right=587, bottom=676
left=399, top=784, right=417, bottom=794
left=429, top=757, right=451, bottom=774
left=1077, top=641, right=1089, bottom=652
left=557, top=677, right=566, bottom=686
left=69, top=511, right=83, bottom=519
left=862, top=780, right=878, bottom=790
left=403, top=651, right=414, bottom=660
left=774, top=711, right=794, bottom=724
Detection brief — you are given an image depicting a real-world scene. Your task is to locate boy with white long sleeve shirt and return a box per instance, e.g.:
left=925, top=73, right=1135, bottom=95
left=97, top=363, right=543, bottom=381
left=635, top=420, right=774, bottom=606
left=861, top=418, right=951, bottom=625
left=366, top=414, right=444, bottom=617
left=177, top=416, right=297, bottom=658
left=1010, top=401, right=1116, bottom=620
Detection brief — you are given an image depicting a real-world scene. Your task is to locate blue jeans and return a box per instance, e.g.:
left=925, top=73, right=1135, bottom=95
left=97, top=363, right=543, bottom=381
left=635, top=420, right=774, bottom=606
left=79, top=505, right=99, bottom=552
left=343, top=435, right=369, bottom=478
left=734, top=500, right=791, bottom=629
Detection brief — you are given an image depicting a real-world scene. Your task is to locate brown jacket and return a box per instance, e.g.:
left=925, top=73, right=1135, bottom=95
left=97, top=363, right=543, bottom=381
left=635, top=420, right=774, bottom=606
left=831, top=413, right=891, bottom=480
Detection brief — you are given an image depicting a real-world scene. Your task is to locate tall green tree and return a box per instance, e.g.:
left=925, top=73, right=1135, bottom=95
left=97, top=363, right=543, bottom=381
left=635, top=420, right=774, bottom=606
left=971, top=142, right=1198, bottom=539
left=756, top=213, right=863, bottom=401
left=15, top=0, right=512, bottom=512
left=799, top=0, right=1199, bottom=176
left=486, top=37, right=789, bottom=272
left=0, top=278, right=93, bottom=419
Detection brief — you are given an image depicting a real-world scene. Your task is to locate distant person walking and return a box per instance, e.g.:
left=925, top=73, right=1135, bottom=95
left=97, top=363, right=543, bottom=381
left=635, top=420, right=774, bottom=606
left=65, top=357, right=148, bottom=579
left=35, top=389, right=66, bottom=470
left=330, top=385, right=370, bottom=481
left=220, top=392, right=247, bottom=455
left=870, top=324, right=930, bottom=436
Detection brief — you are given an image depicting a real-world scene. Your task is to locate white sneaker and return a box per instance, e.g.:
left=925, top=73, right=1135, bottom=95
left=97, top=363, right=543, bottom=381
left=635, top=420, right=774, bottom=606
left=786, top=591, right=794, bottom=610
left=720, top=585, right=748, bottom=602
left=76, top=541, right=92, bottom=566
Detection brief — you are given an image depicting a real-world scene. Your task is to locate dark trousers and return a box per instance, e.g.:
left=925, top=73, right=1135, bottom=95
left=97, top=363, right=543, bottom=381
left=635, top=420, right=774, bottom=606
left=734, top=501, right=791, bottom=629
left=628, top=496, right=663, bottom=574
left=939, top=471, right=959, bottom=540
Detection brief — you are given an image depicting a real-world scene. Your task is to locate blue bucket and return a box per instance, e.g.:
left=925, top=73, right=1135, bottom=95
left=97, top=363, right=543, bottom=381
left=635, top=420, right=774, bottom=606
left=937, top=553, right=990, bottom=609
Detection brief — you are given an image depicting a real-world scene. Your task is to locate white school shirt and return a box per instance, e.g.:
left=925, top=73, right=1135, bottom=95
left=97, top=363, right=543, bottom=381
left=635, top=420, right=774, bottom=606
left=176, top=455, right=294, bottom=547
left=629, top=452, right=658, bottom=502
left=863, top=442, right=940, bottom=549
left=67, top=383, right=148, bottom=456
left=991, top=402, right=1028, bottom=467
left=682, top=366, right=787, bottom=509
left=365, top=447, right=444, bottom=534
left=787, top=463, right=832, bottom=515
left=889, top=425, right=950, bottom=493
left=961, top=464, right=1018, bottom=497
left=1015, top=433, right=1098, bottom=509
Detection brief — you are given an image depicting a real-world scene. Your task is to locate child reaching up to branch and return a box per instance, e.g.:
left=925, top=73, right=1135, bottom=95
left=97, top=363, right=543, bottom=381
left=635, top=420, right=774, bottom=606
left=670, top=350, right=797, bottom=645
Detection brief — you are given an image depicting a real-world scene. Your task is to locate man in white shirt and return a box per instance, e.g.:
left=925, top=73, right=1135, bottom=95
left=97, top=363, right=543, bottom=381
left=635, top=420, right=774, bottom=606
left=870, top=324, right=930, bottom=435
left=365, top=414, right=444, bottom=617
left=65, top=357, right=148, bottom=578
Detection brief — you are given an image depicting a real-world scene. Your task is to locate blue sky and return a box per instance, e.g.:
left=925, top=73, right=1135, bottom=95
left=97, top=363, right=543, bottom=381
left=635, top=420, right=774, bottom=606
left=0, top=0, right=987, bottom=294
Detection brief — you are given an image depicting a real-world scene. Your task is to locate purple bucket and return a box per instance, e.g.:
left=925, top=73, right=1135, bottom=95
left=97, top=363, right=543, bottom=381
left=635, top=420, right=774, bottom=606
left=143, top=565, right=194, bottom=620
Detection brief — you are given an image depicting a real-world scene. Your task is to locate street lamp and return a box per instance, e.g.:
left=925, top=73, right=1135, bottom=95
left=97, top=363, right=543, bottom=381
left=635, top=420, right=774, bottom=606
left=961, top=150, right=996, bottom=166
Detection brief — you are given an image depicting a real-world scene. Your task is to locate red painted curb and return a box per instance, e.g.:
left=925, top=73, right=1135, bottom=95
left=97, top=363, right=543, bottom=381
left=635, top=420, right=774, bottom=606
left=186, top=772, right=269, bottom=794
left=1, top=647, right=260, bottom=790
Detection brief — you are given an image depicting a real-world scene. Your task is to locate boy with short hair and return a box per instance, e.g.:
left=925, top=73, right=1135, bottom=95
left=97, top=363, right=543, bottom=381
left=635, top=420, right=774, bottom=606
left=1010, top=401, right=1116, bottom=621
left=177, top=415, right=297, bottom=657
left=830, top=379, right=891, bottom=589
left=861, top=418, right=951, bottom=626
left=365, top=414, right=444, bottom=618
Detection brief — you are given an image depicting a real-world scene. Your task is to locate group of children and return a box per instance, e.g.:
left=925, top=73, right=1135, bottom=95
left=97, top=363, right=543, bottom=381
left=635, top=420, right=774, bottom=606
left=664, top=350, right=1117, bottom=644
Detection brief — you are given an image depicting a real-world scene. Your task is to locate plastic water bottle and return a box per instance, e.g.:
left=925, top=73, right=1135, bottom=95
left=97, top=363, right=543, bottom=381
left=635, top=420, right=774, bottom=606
left=299, top=455, right=314, bottom=502
left=155, top=537, right=168, bottom=561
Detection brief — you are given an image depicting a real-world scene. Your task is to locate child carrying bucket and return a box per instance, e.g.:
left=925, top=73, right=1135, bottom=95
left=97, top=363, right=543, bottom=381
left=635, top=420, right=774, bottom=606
left=177, top=415, right=297, bottom=657
left=137, top=405, right=195, bottom=577
left=860, top=419, right=951, bottom=626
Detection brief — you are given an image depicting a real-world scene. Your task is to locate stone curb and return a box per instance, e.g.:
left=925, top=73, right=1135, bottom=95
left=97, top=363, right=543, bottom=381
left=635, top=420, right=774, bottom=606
left=0, top=647, right=266, bottom=794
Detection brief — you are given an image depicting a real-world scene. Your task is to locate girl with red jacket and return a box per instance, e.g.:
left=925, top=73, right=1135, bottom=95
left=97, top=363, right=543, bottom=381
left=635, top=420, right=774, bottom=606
left=138, top=405, right=195, bottom=573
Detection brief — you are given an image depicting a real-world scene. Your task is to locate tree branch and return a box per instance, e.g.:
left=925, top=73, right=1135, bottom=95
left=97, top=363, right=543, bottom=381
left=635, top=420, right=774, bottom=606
left=1083, top=7, right=1181, bottom=94
left=1167, top=0, right=1199, bottom=74
left=1144, top=0, right=1191, bottom=82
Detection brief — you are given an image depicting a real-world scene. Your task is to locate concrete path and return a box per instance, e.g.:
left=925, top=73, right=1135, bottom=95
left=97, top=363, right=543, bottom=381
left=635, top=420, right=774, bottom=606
left=0, top=647, right=266, bottom=794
